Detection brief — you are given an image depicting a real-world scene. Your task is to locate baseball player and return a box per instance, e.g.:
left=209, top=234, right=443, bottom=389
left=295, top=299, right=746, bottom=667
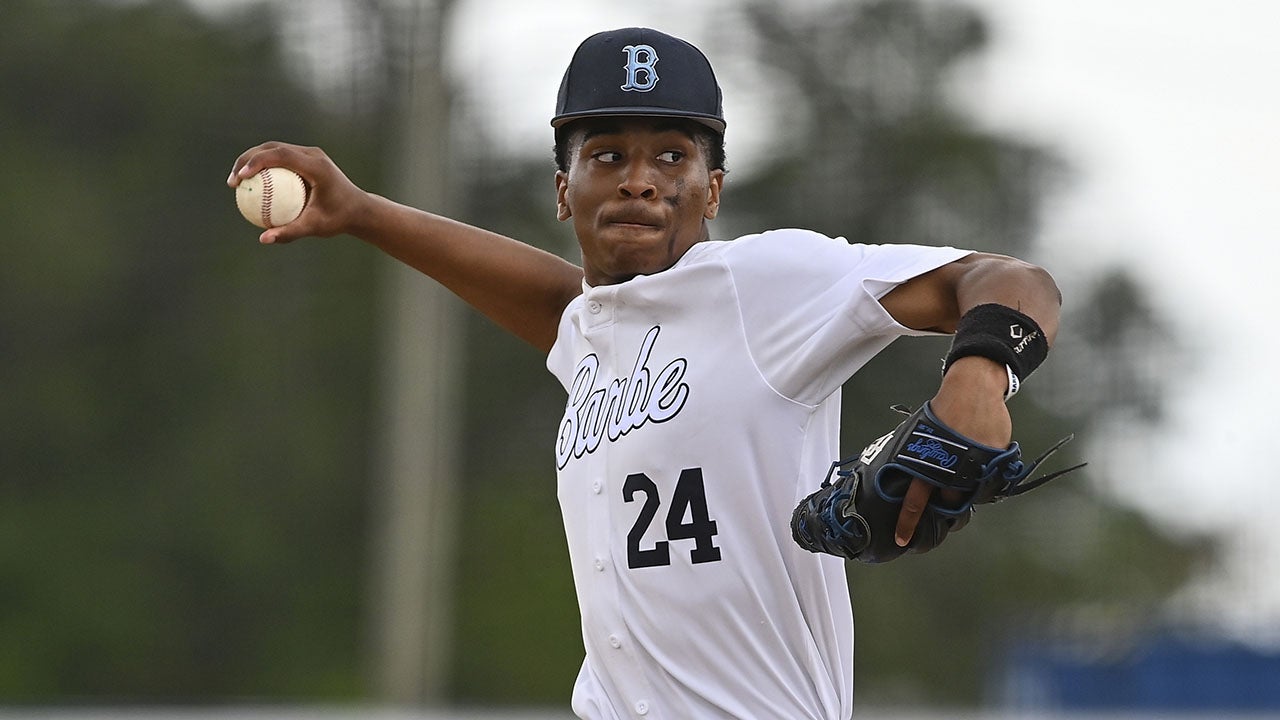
left=230, top=27, right=1062, bottom=720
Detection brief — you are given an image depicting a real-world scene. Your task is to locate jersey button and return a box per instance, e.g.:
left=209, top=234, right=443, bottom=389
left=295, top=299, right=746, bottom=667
left=593, top=558, right=605, bottom=572
left=634, top=700, right=649, bottom=715
left=608, top=634, right=621, bottom=648
left=587, top=300, right=602, bottom=314
left=591, top=481, right=602, bottom=494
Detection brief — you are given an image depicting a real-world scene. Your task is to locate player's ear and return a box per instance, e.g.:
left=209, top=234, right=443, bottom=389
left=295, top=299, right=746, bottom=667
left=703, top=169, right=724, bottom=220
left=555, top=170, right=572, bottom=221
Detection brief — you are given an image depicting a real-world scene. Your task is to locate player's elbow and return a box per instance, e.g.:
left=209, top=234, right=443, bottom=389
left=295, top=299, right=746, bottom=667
left=1025, top=260, right=1062, bottom=306
left=970, top=253, right=1062, bottom=306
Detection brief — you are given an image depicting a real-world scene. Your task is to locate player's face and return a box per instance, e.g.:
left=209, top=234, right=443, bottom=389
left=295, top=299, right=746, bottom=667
left=556, top=119, right=724, bottom=286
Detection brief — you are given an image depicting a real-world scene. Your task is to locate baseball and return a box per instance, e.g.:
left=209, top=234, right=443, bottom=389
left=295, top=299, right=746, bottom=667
left=235, top=167, right=309, bottom=229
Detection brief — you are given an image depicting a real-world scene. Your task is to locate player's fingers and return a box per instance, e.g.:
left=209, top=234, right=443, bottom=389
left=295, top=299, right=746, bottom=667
left=228, top=141, right=284, bottom=186
left=259, top=226, right=292, bottom=245
left=228, top=141, right=313, bottom=187
left=895, top=478, right=933, bottom=547
left=262, top=192, right=347, bottom=245
left=257, top=205, right=320, bottom=245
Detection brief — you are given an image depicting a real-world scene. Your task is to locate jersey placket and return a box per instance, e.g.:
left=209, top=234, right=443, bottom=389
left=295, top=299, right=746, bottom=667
left=580, top=285, right=660, bottom=717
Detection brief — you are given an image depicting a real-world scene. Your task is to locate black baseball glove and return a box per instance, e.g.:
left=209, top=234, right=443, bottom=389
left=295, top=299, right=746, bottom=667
left=791, top=402, right=1084, bottom=564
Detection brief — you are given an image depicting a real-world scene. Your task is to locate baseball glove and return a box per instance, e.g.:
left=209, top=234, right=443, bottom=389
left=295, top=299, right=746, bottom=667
left=791, top=402, right=1085, bottom=564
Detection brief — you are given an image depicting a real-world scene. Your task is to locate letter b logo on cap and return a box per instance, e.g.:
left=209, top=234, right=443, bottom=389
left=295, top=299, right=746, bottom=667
left=621, top=44, right=659, bottom=92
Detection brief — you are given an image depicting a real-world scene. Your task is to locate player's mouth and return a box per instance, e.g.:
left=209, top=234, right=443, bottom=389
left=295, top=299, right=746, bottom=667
left=603, top=211, right=663, bottom=231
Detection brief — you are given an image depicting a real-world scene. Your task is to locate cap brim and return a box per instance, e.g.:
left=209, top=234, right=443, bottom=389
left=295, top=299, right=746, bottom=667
left=551, top=107, right=725, bottom=133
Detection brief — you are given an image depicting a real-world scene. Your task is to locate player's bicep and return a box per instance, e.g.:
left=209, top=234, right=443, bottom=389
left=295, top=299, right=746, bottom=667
left=877, top=258, right=969, bottom=334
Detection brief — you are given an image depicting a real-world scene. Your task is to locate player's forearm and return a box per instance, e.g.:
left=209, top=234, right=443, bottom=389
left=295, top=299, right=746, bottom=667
left=929, top=253, right=1060, bottom=436
left=351, top=194, right=585, bottom=352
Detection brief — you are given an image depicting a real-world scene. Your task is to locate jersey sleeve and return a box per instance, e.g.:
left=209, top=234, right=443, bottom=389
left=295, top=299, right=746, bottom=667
left=722, top=229, right=970, bottom=406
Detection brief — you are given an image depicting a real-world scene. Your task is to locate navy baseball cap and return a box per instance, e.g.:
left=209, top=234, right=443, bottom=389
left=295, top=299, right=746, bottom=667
left=551, top=27, right=725, bottom=133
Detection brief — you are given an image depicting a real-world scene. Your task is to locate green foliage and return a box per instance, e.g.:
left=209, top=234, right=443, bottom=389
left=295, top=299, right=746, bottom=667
left=0, top=0, right=381, bottom=700
left=449, top=300, right=583, bottom=702
left=726, top=0, right=1065, bottom=258
left=450, top=449, right=581, bottom=703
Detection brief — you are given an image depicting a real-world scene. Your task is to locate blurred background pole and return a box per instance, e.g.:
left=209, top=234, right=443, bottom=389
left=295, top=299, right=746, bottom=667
left=367, top=0, right=461, bottom=704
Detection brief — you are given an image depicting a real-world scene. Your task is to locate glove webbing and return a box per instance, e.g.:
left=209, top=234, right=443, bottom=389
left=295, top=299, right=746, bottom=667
left=793, top=463, right=872, bottom=557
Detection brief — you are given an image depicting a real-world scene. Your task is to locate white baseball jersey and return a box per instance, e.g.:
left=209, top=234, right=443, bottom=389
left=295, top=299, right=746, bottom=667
left=547, top=228, right=970, bottom=719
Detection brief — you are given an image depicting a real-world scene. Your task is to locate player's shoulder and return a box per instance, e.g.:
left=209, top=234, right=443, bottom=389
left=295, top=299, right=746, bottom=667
left=715, top=230, right=969, bottom=271
left=684, top=230, right=962, bottom=281
left=729, top=227, right=853, bottom=250
left=692, top=228, right=872, bottom=271
left=687, top=228, right=848, bottom=256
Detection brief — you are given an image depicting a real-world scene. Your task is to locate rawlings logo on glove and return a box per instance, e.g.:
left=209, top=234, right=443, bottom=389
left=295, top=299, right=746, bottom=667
left=904, top=437, right=959, bottom=468
left=790, top=402, right=1085, bottom=564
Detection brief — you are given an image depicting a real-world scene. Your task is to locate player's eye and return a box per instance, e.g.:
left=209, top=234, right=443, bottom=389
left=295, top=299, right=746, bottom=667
left=593, top=151, right=621, bottom=163
left=657, top=150, right=684, bottom=163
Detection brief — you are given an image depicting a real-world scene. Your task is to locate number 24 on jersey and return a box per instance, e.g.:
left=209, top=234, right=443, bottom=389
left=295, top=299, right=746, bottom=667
left=623, top=467, right=722, bottom=569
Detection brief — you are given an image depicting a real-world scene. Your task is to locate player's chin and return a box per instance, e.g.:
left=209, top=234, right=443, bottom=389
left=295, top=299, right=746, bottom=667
left=598, top=250, right=675, bottom=282
left=599, top=233, right=674, bottom=271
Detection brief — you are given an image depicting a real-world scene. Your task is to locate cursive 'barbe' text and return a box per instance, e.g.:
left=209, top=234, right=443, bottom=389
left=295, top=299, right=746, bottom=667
left=556, top=326, right=689, bottom=469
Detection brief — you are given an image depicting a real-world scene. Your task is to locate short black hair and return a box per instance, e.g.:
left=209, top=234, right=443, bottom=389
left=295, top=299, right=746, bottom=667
left=553, top=119, right=726, bottom=174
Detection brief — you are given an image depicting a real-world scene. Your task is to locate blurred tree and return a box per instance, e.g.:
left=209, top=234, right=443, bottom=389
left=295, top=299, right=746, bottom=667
left=0, top=0, right=384, bottom=700
left=723, top=0, right=1047, bottom=256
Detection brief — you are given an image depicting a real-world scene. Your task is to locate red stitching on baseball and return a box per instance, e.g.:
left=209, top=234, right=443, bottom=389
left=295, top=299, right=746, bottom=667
left=260, top=169, right=274, bottom=228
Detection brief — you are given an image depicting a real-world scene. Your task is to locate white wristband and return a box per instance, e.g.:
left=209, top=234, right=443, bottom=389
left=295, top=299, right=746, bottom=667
left=1004, top=364, right=1020, bottom=402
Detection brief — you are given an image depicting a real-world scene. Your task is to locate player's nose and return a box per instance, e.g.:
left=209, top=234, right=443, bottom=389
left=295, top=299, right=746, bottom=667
left=617, top=161, right=658, bottom=199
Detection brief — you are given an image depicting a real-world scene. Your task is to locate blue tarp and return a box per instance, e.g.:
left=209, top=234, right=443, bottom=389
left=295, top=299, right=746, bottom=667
left=997, top=633, right=1280, bottom=710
